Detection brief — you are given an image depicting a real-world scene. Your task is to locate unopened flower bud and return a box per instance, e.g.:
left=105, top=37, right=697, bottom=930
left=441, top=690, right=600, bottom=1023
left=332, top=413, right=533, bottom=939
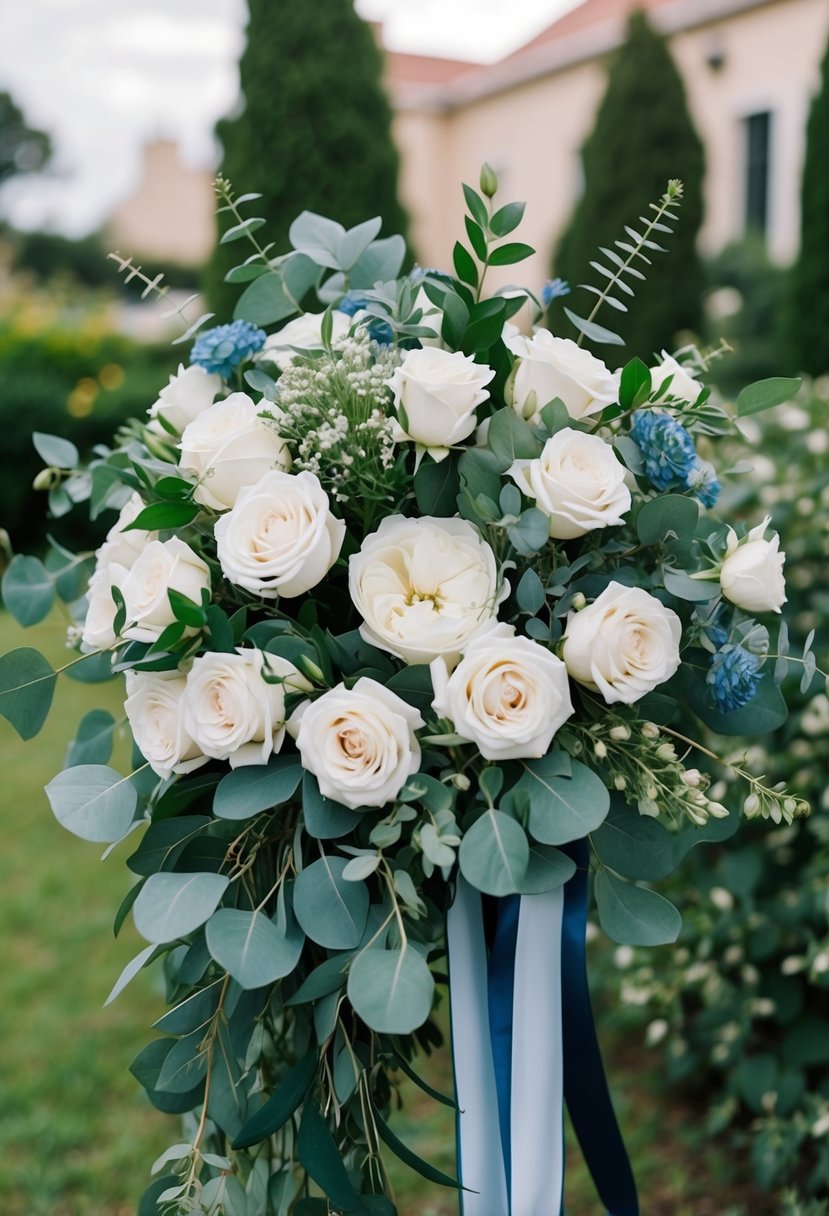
left=613, top=774, right=627, bottom=790
left=707, top=801, right=729, bottom=819
left=480, top=162, right=498, bottom=197
left=570, top=591, right=587, bottom=611
left=681, top=768, right=702, bottom=788
left=645, top=784, right=659, bottom=800
left=609, top=724, right=630, bottom=741
left=594, top=740, right=608, bottom=760
left=33, top=467, right=59, bottom=491
left=143, top=428, right=178, bottom=463
left=638, top=798, right=659, bottom=818
left=641, top=722, right=660, bottom=739
left=709, top=887, right=733, bottom=911
left=744, top=792, right=761, bottom=816
left=656, top=743, right=676, bottom=761
left=450, top=772, right=471, bottom=792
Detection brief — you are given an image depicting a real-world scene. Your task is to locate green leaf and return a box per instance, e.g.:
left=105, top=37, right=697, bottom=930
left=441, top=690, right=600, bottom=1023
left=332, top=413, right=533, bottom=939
left=413, top=452, right=461, bottom=517
left=66, top=708, right=116, bottom=767
left=214, top=755, right=303, bottom=820
left=736, top=376, right=801, bottom=416
left=440, top=291, right=470, bottom=348
left=507, top=508, right=549, bottom=557
left=591, top=798, right=677, bottom=881
left=618, top=358, right=651, bottom=411
left=516, top=567, right=546, bottom=615
left=487, top=407, right=543, bottom=468
left=2, top=555, right=55, bottom=626
left=513, top=754, right=610, bottom=845
left=289, top=211, right=346, bottom=268
left=488, top=242, right=534, bottom=266
left=206, top=907, right=303, bottom=989
left=685, top=670, right=788, bottom=736
left=517, top=843, right=577, bottom=894
left=63, top=650, right=115, bottom=684
left=636, top=494, right=699, bottom=550
left=293, top=855, right=369, bottom=949
left=167, top=589, right=206, bottom=628
left=123, top=502, right=198, bottom=532
left=661, top=567, right=720, bottom=603
left=286, top=954, right=351, bottom=1006
left=457, top=446, right=503, bottom=506
left=374, top=1105, right=462, bottom=1189
left=233, top=1051, right=318, bottom=1149
left=224, top=261, right=269, bottom=284
left=220, top=216, right=266, bottom=244
left=594, top=868, right=681, bottom=945
left=459, top=809, right=529, bottom=895
left=347, top=944, right=435, bottom=1033
left=33, top=430, right=79, bottom=468
left=489, top=201, right=526, bottom=238
left=385, top=664, right=434, bottom=714
left=133, top=872, right=230, bottom=944
left=45, top=764, right=138, bottom=843
left=462, top=183, right=488, bottom=229
left=464, top=215, right=488, bottom=261
left=337, top=216, right=383, bottom=271
left=296, top=1104, right=361, bottom=1212
left=156, top=1030, right=208, bottom=1092
left=153, top=979, right=224, bottom=1034
left=104, top=943, right=157, bottom=1006
left=302, top=772, right=362, bottom=840
left=126, top=816, right=211, bottom=876
left=462, top=298, right=507, bottom=353
left=563, top=307, right=624, bottom=346
left=453, top=241, right=478, bottom=288
left=346, top=234, right=406, bottom=289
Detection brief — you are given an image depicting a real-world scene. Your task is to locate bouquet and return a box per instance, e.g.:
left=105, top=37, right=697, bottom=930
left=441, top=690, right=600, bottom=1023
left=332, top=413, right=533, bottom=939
left=0, top=166, right=815, bottom=1216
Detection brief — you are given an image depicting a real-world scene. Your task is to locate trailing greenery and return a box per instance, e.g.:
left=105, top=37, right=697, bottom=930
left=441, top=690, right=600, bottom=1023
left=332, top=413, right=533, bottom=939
left=552, top=11, right=705, bottom=361
left=204, top=0, right=408, bottom=315
left=785, top=32, right=829, bottom=376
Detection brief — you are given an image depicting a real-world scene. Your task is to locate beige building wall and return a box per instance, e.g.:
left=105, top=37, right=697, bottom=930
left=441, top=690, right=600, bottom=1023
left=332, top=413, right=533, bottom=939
left=394, top=0, right=829, bottom=289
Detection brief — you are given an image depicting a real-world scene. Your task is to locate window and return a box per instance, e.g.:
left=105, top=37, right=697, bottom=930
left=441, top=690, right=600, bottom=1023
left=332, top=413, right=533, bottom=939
left=744, top=111, right=772, bottom=235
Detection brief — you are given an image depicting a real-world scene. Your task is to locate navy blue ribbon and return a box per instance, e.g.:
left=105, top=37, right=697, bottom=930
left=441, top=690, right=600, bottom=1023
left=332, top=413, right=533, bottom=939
left=561, top=839, right=640, bottom=1216
left=483, top=893, right=520, bottom=1199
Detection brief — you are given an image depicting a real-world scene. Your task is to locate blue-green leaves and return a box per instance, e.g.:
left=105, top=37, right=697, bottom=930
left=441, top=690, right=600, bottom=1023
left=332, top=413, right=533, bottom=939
left=1, top=555, right=55, bottom=627
left=511, top=751, right=611, bottom=845
left=133, top=872, right=230, bottom=944
left=347, top=944, right=434, bottom=1034
left=45, top=764, right=138, bottom=843
left=213, top=755, right=303, bottom=820
left=0, top=646, right=56, bottom=739
left=205, top=908, right=303, bottom=990
left=293, top=856, right=369, bottom=949
left=594, top=868, right=681, bottom=946
left=459, top=809, right=529, bottom=896
left=736, top=376, right=801, bottom=416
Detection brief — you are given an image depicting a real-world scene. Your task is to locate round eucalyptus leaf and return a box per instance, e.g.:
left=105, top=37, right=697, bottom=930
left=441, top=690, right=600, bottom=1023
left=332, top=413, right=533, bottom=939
left=592, top=798, right=677, bottom=881
left=594, top=868, right=681, bottom=946
left=0, top=646, right=57, bottom=740
left=1, top=554, right=55, bottom=627
left=65, top=709, right=117, bottom=768
left=517, top=843, right=576, bottom=894
left=459, top=809, right=529, bottom=896
left=293, top=856, right=369, bottom=949
left=133, top=871, right=230, bottom=944
left=214, top=757, right=302, bottom=820
left=524, top=759, right=610, bottom=845
left=206, top=908, right=304, bottom=990
left=347, top=945, right=435, bottom=1034
left=45, top=764, right=138, bottom=843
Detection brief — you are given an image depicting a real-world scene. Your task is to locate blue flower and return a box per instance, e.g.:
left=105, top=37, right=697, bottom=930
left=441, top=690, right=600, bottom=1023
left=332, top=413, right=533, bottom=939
left=191, top=320, right=266, bottom=379
left=541, top=277, right=570, bottom=306
left=631, top=410, right=719, bottom=506
left=707, top=645, right=763, bottom=713
left=337, top=293, right=394, bottom=345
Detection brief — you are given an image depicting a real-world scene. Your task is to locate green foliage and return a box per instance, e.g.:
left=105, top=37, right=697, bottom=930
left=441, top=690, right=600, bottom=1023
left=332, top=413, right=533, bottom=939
left=205, top=0, right=408, bottom=314
left=553, top=12, right=705, bottom=360
left=785, top=31, right=829, bottom=375
left=704, top=238, right=789, bottom=391
left=0, top=88, right=51, bottom=185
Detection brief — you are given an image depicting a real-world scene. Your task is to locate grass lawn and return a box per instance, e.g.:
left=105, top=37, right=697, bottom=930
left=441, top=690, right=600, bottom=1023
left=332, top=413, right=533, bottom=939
left=0, top=612, right=770, bottom=1215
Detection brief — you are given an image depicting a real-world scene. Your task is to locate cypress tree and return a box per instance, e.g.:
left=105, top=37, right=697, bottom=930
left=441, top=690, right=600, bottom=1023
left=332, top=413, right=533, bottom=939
left=205, top=0, right=408, bottom=315
left=553, top=11, right=705, bottom=361
left=785, top=32, right=829, bottom=376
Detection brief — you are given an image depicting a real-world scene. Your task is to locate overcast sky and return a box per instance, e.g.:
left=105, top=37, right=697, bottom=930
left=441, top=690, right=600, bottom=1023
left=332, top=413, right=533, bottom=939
left=0, top=0, right=579, bottom=236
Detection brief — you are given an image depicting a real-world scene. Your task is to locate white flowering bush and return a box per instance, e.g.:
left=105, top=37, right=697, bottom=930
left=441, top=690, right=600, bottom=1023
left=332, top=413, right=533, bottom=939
left=0, top=169, right=819, bottom=1214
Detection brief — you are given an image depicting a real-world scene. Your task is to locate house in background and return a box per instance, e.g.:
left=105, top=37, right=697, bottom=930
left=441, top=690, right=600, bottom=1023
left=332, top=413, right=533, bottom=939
left=107, top=0, right=829, bottom=292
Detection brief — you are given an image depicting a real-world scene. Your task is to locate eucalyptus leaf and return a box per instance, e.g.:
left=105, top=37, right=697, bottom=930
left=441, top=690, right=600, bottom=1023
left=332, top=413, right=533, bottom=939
left=347, top=944, right=434, bottom=1033
left=736, top=376, right=801, bottom=416
left=46, top=764, right=138, bottom=843
left=133, top=872, right=230, bottom=944
left=0, top=647, right=56, bottom=739
left=459, top=809, right=529, bottom=895
left=296, top=1104, right=361, bottom=1212
left=214, top=756, right=302, bottom=820
left=594, top=868, right=681, bottom=945
left=302, top=772, right=362, bottom=839
left=33, top=430, right=79, bottom=469
left=206, top=908, right=304, bottom=989
left=233, top=1051, right=318, bottom=1149
left=2, top=555, right=55, bottom=627
left=513, top=755, right=609, bottom=845
left=65, top=708, right=116, bottom=768
left=293, top=855, right=369, bottom=949
left=592, top=799, right=677, bottom=881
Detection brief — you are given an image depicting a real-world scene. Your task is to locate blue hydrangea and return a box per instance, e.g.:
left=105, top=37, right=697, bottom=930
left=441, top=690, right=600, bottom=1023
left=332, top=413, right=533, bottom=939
left=631, top=410, right=719, bottom=506
left=707, top=645, right=763, bottom=713
left=191, top=320, right=266, bottom=379
left=541, top=277, right=570, bottom=306
left=337, top=294, right=394, bottom=345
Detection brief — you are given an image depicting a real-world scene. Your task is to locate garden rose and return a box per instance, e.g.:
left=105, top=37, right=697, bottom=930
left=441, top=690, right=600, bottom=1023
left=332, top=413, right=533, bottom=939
left=124, top=670, right=206, bottom=779
left=96, top=493, right=157, bottom=570
left=720, top=516, right=787, bottom=613
left=508, top=428, right=631, bottom=539
left=81, top=561, right=129, bottom=651
left=259, top=311, right=350, bottom=372
left=289, top=677, right=423, bottom=809
left=148, top=364, right=222, bottom=434
left=430, top=623, right=574, bottom=760
left=505, top=328, right=619, bottom=423
left=387, top=347, right=494, bottom=457
left=650, top=352, right=702, bottom=405
left=179, top=392, right=291, bottom=511
left=215, top=469, right=345, bottom=599
left=562, top=581, right=682, bottom=705
left=349, top=515, right=506, bottom=666
left=121, top=537, right=211, bottom=644
left=183, top=648, right=309, bottom=767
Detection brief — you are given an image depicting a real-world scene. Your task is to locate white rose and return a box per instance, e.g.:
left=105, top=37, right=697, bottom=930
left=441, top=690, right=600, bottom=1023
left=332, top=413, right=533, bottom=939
left=96, top=493, right=158, bottom=570
left=508, top=428, right=631, bottom=540
left=349, top=515, right=507, bottom=666
left=149, top=364, right=222, bottom=434
left=720, top=516, right=786, bottom=614
left=183, top=648, right=310, bottom=768
left=179, top=392, right=291, bottom=511
left=289, top=677, right=423, bottom=809
left=505, top=328, right=619, bottom=424
left=650, top=352, right=702, bottom=405
left=215, top=469, right=345, bottom=600
left=562, top=581, right=682, bottom=705
left=81, top=561, right=129, bottom=651
left=430, top=622, right=574, bottom=760
left=387, top=347, right=494, bottom=458
left=259, top=311, right=350, bottom=372
left=121, top=537, right=211, bottom=644
left=124, top=670, right=206, bottom=779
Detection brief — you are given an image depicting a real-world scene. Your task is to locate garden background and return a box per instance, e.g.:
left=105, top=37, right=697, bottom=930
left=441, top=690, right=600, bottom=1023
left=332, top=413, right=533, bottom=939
left=0, top=0, right=828, bottom=1212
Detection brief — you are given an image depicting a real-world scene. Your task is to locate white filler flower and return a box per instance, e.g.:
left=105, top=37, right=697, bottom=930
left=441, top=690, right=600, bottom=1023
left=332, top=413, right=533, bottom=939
left=509, top=428, right=631, bottom=539
left=720, top=516, right=787, bottom=613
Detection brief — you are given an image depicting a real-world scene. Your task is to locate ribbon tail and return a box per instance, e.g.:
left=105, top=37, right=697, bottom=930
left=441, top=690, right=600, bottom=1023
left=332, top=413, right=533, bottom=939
left=562, top=839, right=639, bottom=1216
left=510, top=887, right=566, bottom=1216
left=447, top=877, right=510, bottom=1216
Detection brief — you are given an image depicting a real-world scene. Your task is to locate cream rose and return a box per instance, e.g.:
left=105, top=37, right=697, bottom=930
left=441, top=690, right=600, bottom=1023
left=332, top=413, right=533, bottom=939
left=96, top=494, right=158, bottom=570
left=124, top=670, right=206, bottom=779
left=81, top=561, right=129, bottom=651
left=179, top=392, right=291, bottom=511
left=562, top=582, right=682, bottom=705
left=650, top=352, right=702, bottom=405
left=259, top=311, right=350, bottom=372
left=214, top=469, right=345, bottom=600
left=349, top=515, right=507, bottom=666
left=431, top=622, right=574, bottom=760
left=183, top=648, right=309, bottom=768
left=148, top=364, right=222, bottom=434
left=720, top=517, right=786, bottom=614
left=121, top=537, right=211, bottom=644
left=387, top=347, right=494, bottom=457
left=508, top=428, right=631, bottom=539
left=506, top=328, right=619, bottom=424
left=289, top=678, right=423, bottom=809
